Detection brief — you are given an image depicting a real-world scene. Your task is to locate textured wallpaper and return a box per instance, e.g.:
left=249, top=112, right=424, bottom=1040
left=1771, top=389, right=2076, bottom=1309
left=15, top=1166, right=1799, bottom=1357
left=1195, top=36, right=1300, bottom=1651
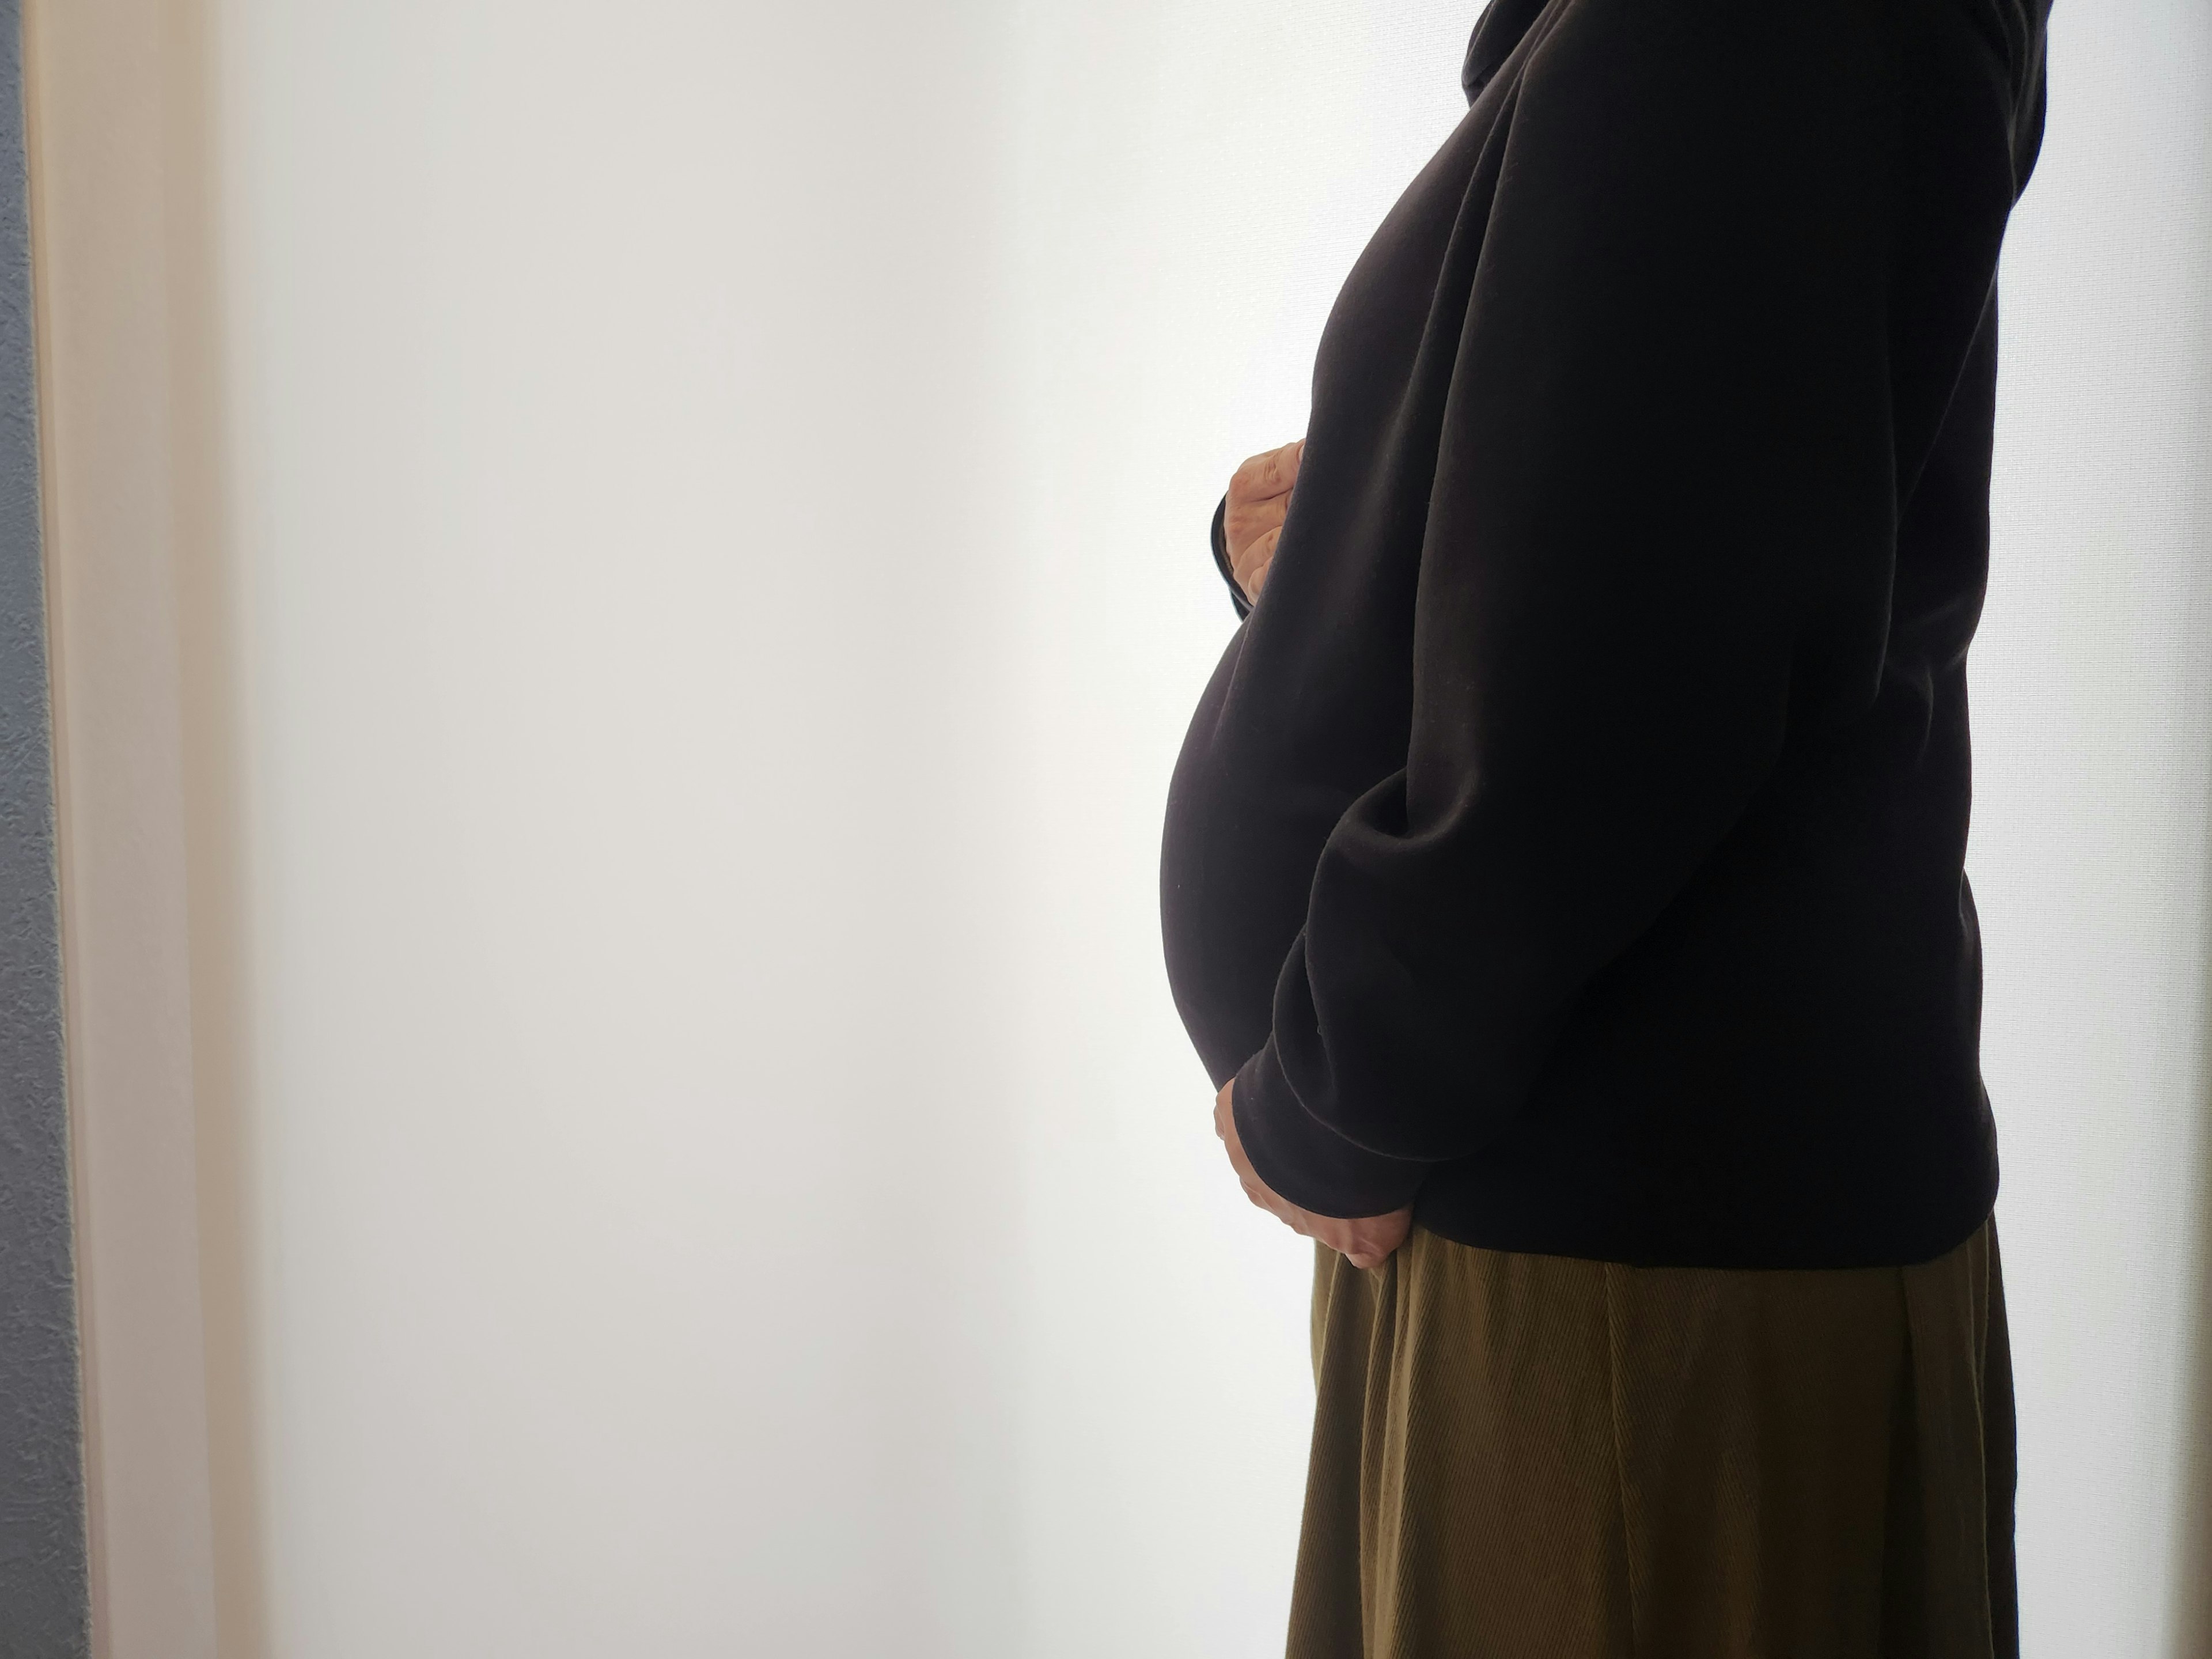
left=0, top=0, right=89, bottom=1652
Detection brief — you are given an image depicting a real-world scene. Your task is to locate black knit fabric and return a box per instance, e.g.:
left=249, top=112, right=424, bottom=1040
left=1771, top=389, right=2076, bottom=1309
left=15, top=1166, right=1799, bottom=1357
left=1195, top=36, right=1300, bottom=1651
left=1210, top=493, right=1251, bottom=621
left=1161, top=0, right=2054, bottom=1268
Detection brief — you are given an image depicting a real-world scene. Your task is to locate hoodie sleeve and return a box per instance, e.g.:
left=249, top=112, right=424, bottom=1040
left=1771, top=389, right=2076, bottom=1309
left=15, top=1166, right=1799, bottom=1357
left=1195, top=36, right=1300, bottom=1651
left=1210, top=492, right=1252, bottom=620
left=1229, top=1, right=1940, bottom=1217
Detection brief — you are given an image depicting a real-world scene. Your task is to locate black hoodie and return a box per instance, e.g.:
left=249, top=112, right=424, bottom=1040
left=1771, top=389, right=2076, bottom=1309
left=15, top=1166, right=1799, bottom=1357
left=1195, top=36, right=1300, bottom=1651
left=1162, top=0, right=2054, bottom=1267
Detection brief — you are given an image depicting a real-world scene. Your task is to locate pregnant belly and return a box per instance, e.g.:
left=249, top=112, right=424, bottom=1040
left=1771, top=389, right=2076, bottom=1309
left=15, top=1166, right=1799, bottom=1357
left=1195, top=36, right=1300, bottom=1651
left=1158, top=637, right=1351, bottom=1086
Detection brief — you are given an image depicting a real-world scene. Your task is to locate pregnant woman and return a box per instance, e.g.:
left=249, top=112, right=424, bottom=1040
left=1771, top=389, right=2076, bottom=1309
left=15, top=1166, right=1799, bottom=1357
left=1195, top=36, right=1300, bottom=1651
left=1160, top=1, right=2053, bottom=1653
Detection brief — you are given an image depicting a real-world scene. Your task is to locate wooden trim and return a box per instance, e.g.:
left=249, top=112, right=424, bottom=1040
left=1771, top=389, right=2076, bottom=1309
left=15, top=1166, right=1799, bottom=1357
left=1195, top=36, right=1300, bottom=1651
left=25, top=1, right=222, bottom=1652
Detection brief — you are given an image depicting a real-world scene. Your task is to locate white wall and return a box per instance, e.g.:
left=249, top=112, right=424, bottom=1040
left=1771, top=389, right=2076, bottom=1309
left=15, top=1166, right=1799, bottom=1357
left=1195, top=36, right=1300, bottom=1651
left=195, top=3, right=1025, bottom=1654
left=1970, top=3, right=2212, bottom=1653
left=1002, top=5, right=1476, bottom=1653
left=31, top=2, right=2212, bottom=1656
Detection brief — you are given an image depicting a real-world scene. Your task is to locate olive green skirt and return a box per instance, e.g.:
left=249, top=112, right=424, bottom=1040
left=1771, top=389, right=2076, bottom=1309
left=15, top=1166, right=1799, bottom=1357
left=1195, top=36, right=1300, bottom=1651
left=1289, top=1215, right=2015, bottom=1658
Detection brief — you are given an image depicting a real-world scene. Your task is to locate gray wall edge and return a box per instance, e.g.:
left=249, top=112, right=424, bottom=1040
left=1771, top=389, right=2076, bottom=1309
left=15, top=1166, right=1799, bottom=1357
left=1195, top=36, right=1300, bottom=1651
left=0, top=0, right=92, bottom=1652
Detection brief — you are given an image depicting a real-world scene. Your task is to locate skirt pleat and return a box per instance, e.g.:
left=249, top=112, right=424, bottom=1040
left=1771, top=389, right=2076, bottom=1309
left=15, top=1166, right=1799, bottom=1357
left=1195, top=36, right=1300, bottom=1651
left=1286, top=1217, right=2015, bottom=1659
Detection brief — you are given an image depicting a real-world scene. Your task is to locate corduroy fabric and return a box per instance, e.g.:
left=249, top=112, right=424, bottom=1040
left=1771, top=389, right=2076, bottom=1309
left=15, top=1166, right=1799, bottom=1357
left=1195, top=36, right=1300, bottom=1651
left=1288, top=1216, right=2016, bottom=1658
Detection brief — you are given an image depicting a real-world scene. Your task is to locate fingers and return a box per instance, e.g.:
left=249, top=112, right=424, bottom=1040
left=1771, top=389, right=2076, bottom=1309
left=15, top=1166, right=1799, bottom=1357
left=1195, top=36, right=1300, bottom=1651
left=1224, top=439, right=1303, bottom=603
left=1308, top=1208, right=1414, bottom=1270
left=1228, top=438, right=1303, bottom=508
left=1230, top=527, right=1281, bottom=601
left=1219, top=1081, right=1315, bottom=1232
left=1222, top=490, right=1288, bottom=561
left=1217, top=1077, right=1411, bottom=1267
left=1221, top=1085, right=1297, bottom=1221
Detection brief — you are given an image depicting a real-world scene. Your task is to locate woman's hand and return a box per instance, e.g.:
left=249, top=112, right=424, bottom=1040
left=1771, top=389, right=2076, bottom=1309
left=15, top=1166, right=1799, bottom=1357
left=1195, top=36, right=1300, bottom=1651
left=1215, top=1080, right=1412, bottom=1269
left=1224, top=438, right=1304, bottom=602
